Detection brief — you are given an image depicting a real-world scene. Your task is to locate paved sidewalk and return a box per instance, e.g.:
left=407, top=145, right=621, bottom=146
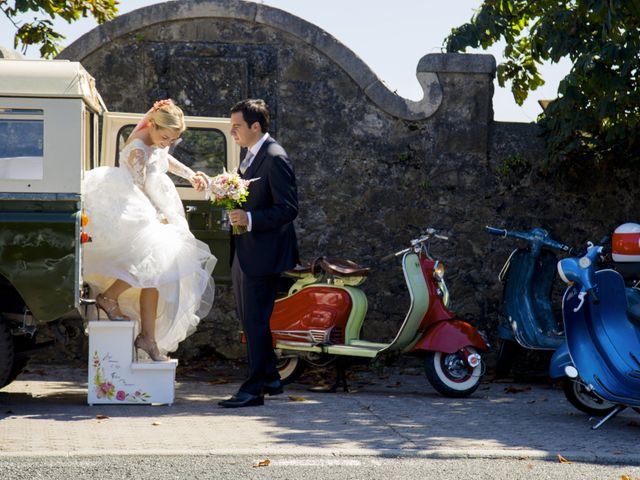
left=0, top=364, right=639, bottom=464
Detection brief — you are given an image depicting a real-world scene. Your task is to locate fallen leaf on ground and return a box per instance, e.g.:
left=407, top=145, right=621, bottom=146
left=253, top=459, right=270, bottom=468
left=95, top=414, right=109, bottom=420
left=492, top=377, right=516, bottom=383
left=207, top=378, right=230, bottom=385
left=288, top=396, right=306, bottom=402
left=526, top=400, right=536, bottom=404
left=152, top=421, right=162, bottom=426
left=557, top=454, right=572, bottom=464
left=504, top=386, right=531, bottom=394
left=620, top=475, right=631, bottom=480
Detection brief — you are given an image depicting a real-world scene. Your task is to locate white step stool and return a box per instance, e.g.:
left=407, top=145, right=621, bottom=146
left=87, top=321, right=178, bottom=405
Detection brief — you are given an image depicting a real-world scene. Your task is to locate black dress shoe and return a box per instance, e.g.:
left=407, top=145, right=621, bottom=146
left=263, top=379, right=284, bottom=396
left=218, top=391, right=264, bottom=408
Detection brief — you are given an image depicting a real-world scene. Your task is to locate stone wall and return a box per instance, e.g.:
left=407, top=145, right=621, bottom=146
left=58, top=0, right=640, bottom=363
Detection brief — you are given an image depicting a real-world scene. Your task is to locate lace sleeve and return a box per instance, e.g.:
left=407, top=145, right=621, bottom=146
left=126, top=147, right=147, bottom=190
left=167, top=154, right=195, bottom=181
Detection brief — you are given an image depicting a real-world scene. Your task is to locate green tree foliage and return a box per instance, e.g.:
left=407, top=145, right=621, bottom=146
left=446, top=0, right=640, bottom=169
left=1, top=0, right=118, bottom=58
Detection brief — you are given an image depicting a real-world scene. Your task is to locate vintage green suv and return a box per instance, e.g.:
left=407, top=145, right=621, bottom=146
left=0, top=58, right=236, bottom=387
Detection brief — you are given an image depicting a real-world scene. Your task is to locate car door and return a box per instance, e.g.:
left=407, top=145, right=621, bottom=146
left=100, top=112, right=239, bottom=284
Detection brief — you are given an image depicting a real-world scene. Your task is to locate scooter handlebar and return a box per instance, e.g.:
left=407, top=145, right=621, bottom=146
left=485, top=226, right=528, bottom=241
left=542, top=238, right=575, bottom=254
left=485, top=226, right=507, bottom=237
left=568, top=247, right=583, bottom=256
left=381, top=247, right=411, bottom=262
left=380, top=252, right=399, bottom=262
left=488, top=225, right=579, bottom=255
left=381, top=229, right=448, bottom=262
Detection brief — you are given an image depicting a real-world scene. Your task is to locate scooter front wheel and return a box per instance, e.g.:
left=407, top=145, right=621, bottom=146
left=424, top=347, right=482, bottom=398
left=562, top=379, right=616, bottom=416
left=276, top=355, right=307, bottom=385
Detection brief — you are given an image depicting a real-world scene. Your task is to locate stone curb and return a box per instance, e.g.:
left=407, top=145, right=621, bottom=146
left=1, top=449, right=639, bottom=466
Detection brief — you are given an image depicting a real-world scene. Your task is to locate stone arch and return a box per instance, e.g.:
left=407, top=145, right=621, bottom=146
left=59, top=0, right=442, bottom=120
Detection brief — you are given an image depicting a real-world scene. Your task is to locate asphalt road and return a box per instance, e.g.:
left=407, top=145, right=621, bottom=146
left=1, top=455, right=639, bottom=480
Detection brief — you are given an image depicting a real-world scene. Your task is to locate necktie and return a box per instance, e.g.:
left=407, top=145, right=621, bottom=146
left=239, top=151, right=254, bottom=174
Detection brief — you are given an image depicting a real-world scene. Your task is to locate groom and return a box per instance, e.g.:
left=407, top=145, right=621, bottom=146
left=219, top=99, right=299, bottom=408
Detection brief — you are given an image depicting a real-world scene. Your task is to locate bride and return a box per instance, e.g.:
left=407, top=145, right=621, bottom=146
left=83, top=99, right=217, bottom=361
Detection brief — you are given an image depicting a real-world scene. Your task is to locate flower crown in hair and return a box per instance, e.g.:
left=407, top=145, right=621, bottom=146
left=130, top=99, right=175, bottom=135
left=152, top=99, right=174, bottom=112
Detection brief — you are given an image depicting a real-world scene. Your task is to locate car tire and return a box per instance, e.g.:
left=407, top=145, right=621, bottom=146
left=0, top=315, right=15, bottom=388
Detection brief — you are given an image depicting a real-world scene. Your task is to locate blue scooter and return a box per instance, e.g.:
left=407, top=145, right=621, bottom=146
left=550, top=243, right=640, bottom=429
left=487, top=226, right=616, bottom=415
left=486, top=226, right=576, bottom=372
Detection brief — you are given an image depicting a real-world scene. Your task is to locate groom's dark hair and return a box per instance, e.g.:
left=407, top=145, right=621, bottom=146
left=231, top=99, right=270, bottom=133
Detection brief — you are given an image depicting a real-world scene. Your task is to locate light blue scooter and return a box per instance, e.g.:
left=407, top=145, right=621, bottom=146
left=550, top=243, right=640, bottom=429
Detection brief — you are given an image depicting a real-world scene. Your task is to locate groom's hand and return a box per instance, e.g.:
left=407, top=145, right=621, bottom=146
left=228, top=209, right=249, bottom=227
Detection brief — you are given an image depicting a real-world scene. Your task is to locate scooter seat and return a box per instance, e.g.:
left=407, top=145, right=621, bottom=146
left=282, top=258, right=324, bottom=278
left=320, top=257, right=370, bottom=277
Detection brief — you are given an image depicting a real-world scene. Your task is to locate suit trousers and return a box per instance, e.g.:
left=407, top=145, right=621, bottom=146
left=232, top=253, right=280, bottom=395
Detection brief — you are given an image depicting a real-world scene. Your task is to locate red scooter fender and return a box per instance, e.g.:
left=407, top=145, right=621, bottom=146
left=411, top=319, right=488, bottom=353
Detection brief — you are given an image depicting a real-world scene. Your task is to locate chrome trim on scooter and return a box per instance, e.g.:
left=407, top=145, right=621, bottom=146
left=276, top=340, right=320, bottom=348
left=498, top=249, right=518, bottom=283
left=272, top=328, right=333, bottom=344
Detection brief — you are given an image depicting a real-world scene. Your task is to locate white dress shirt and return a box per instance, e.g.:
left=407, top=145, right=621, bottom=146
left=244, top=133, right=270, bottom=232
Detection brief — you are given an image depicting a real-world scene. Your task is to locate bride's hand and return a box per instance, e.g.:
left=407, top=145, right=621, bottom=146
left=189, top=173, right=208, bottom=192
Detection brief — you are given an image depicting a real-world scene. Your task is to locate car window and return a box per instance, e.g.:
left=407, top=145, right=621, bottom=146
left=0, top=108, right=44, bottom=180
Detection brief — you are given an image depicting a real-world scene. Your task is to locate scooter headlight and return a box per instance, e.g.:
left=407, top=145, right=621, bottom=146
left=579, top=257, right=592, bottom=269
left=433, top=261, right=445, bottom=280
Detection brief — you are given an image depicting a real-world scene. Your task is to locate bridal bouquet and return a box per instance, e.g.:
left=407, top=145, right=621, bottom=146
left=207, top=168, right=258, bottom=235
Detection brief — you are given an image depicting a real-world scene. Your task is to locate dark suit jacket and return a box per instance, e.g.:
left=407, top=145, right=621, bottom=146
left=232, top=137, right=299, bottom=276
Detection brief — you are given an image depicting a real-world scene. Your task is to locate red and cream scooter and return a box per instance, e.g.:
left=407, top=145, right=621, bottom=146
left=266, top=227, right=488, bottom=398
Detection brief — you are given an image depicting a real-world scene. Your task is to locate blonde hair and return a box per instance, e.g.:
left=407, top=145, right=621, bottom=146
left=149, top=103, right=186, bottom=134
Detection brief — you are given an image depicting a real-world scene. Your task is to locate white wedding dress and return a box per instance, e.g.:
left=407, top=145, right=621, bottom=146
left=83, top=138, right=217, bottom=354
